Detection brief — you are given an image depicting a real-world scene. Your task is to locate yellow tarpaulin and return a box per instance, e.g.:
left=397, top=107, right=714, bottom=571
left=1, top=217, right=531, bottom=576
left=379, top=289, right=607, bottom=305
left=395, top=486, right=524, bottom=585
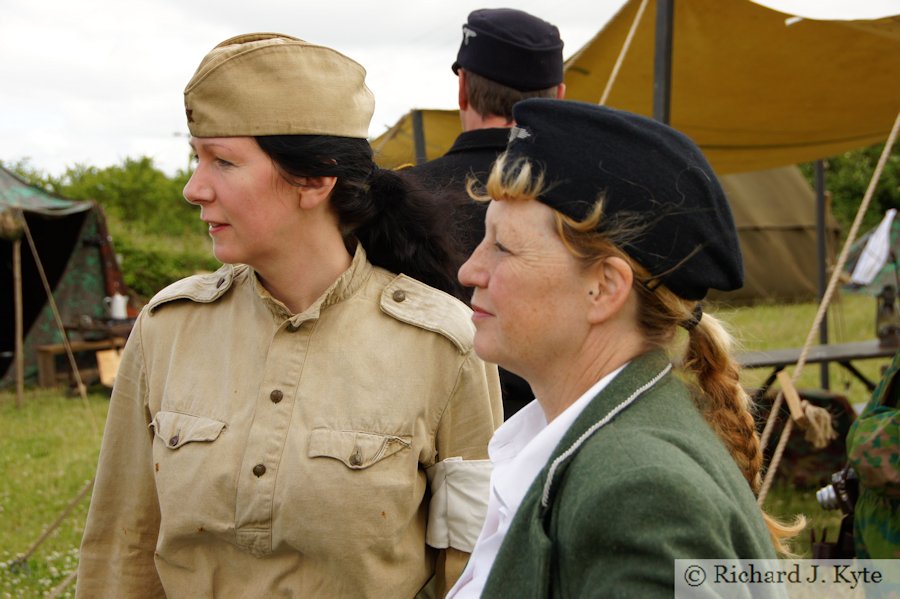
left=565, top=0, right=900, bottom=173
left=372, top=0, right=899, bottom=174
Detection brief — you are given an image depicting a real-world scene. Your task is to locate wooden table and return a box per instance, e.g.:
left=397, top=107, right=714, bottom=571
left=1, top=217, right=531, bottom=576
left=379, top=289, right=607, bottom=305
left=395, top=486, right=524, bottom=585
left=34, top=318, right=135, bottom=388
left=737, top=339, right=898, bottom=398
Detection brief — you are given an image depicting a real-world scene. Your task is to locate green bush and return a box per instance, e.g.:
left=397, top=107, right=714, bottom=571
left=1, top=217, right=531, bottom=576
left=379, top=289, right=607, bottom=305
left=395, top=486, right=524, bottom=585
left=115, top=233, right=221, bottom=299
left=7, top=157, right=198, bottom=238
left=4, top=156, right=219, bottom=300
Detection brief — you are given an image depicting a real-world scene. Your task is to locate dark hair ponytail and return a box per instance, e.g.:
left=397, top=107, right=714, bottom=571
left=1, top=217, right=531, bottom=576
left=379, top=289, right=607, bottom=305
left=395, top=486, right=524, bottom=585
left=255, top=135, right=465, bottom=300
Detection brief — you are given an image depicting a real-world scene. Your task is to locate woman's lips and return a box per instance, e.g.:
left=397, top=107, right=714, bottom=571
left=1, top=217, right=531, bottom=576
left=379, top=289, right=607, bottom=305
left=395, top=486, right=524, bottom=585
left=470, top=304, right=493, bottom=320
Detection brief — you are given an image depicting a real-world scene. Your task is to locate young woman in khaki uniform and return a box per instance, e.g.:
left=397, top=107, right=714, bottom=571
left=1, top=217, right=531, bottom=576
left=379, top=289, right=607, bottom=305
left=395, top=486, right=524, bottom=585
left=76, top=33, right=501, bottom=599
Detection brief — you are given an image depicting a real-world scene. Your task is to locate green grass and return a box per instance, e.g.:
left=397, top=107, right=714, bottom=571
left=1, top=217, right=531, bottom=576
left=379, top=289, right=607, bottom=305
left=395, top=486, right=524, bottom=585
left=0, top=389, right=108, bottom=598
left=719, top=293, right=891, bottom=407
left=0, top=293, right=893, bottom=595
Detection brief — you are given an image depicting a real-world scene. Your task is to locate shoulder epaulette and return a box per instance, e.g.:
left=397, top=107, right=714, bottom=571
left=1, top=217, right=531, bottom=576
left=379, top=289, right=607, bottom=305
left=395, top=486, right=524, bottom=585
left=147, top=264, right=245, bottom=313
left=379, top=274, right=474, bottom=354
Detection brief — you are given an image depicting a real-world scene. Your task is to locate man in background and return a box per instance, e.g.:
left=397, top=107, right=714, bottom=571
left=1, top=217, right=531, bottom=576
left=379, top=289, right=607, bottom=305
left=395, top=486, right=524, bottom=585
left=408, top=8, right=566, bottom=418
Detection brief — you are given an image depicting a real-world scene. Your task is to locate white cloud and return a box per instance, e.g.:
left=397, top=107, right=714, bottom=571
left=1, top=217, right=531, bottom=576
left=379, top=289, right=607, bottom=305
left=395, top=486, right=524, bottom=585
left=0, top=0, right=627, bottom=176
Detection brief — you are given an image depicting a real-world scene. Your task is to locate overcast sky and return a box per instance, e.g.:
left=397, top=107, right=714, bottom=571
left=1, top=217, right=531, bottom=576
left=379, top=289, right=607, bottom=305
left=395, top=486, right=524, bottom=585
left=1, top=0, right=895, bottom=177
left=0, top=0, right=631, bottom=177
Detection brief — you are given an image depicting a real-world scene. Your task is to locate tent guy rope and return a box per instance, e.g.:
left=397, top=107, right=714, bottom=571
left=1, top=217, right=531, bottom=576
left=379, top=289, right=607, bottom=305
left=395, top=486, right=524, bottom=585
left=757, top=110, right=900, bottom=505
left=599, top=0, right=650, bottom=106
left=20, top=218, right=94, bottom=419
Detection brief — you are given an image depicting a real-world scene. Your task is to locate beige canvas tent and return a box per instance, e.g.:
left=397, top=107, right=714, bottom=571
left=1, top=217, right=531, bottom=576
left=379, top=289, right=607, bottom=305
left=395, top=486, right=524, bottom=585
left=711, top=166, right=839, bottom=304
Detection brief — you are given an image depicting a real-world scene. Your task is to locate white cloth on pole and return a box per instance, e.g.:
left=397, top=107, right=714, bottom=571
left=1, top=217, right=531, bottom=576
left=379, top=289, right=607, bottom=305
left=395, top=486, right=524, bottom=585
left=850, top=208, right=896, bottom=286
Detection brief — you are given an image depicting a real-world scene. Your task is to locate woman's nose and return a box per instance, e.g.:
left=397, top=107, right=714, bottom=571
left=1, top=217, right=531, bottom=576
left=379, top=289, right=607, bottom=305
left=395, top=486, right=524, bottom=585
left=458, top=243, right=487, bottom=289
left=183, top=169, right=212, bottom=205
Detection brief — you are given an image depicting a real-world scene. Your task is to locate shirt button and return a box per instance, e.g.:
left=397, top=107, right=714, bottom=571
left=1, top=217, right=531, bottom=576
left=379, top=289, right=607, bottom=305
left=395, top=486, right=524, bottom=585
left=169, top=435, right=179, bottom=447
left=392, top=289, right=406, bottom=303
left=252, top=464, right=267, bottom=477
left=270, top=389, right=284, bottom=404
left=286, top=322, right=300, bottom=332
left=349, top=449, right=363, bottom=467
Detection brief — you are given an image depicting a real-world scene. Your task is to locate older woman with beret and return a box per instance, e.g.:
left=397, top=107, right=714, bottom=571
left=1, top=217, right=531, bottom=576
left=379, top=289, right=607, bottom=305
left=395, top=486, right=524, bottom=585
left=75, top=34, right=501, bottom=598
left=448, top=99, right=798, bottom=598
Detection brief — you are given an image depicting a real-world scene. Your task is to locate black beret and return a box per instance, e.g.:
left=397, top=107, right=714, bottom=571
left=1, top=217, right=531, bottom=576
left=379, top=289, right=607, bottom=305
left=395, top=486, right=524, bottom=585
left=505, top=99, right=743, bottom=300
left=452, top=8, right=564, bottom=92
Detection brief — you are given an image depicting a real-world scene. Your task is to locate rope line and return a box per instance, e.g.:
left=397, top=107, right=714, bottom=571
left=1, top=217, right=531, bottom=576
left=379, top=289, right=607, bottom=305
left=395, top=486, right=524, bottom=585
left=758, top=111, right=900, bottom=505
left=599, top=0, right=650, bottom=106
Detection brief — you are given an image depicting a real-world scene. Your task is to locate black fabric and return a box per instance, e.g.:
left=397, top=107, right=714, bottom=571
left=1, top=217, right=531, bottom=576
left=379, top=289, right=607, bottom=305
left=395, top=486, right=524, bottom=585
left=451, top=8, right=563, bottom=92
left=407, top=128, right=509, bottom=257
left=506, top=99, right=744, bottom=300
left=407, top=127, right=534, bottom=420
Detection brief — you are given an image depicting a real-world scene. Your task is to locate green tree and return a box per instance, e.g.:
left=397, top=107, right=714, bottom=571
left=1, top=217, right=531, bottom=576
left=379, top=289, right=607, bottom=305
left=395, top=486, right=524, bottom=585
left=3, top=156, right=218, bottom=299
left=9, top=157, right=200, bottom=237
left=800, top=143, right=900, bottom=235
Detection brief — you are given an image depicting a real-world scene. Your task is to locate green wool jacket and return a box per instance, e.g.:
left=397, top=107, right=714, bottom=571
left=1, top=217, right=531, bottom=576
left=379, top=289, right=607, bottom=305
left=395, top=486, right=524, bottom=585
left=482, top=350, right=775, bottom=598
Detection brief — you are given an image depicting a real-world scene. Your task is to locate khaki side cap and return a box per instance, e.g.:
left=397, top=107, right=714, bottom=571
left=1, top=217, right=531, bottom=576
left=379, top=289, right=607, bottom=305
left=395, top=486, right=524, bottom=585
left=184, top=33, right=374, bottom=138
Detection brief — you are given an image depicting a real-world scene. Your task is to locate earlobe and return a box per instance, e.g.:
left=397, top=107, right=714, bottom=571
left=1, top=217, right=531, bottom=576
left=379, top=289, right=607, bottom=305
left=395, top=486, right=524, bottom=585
left=586, top=257, right=633, bottom=324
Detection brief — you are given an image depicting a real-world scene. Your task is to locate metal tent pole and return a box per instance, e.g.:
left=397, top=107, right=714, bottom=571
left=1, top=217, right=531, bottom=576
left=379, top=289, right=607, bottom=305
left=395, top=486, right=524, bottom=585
left=815, top=160, right=830, bottom=389
left=653, top=0, right=674, bottom=124
left=412, top=110, right=427, bottom=165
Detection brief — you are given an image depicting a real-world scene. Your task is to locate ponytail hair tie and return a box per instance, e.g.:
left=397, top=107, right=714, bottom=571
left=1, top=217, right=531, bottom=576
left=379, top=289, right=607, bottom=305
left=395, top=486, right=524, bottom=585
left=681, top=303, right=703, bottom=332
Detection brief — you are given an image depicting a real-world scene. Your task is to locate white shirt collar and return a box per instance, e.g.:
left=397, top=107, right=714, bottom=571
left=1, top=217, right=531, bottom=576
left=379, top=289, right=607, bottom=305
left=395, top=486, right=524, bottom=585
left=447, top=363, right=628, bottom=599
left=489, top=363, right=628, bottom=514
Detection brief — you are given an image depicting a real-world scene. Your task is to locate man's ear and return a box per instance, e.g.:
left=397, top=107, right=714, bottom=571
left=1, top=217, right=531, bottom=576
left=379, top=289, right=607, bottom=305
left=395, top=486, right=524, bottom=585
left=297, top=176, right=337, bottom=210
left=585, top=256, right=633, bottom=325
left=458, top=70, right=469, bottom=111
left=556, top=83, right=566, bottom=99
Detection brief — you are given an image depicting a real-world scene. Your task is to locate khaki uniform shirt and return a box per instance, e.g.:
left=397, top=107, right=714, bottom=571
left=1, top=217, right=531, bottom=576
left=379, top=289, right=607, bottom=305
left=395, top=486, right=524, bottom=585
left=76, top=246, right=502, bottom=598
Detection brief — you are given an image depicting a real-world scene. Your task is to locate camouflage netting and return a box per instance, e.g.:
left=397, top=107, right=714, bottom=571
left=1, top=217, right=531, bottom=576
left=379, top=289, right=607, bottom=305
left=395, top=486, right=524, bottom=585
left=0, top=165, right=118, bottom=387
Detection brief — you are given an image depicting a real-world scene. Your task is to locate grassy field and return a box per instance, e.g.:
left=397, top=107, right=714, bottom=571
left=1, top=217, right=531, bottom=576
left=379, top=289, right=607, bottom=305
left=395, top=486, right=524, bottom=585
left=0, top=293, right=894, bottom=597
left=0, top=391, right=107, bottom=598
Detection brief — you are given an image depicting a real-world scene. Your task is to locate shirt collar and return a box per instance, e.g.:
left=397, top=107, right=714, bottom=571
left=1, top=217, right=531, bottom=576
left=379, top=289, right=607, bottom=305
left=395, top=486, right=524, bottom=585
left=254, top=242, right=373, bottom=321
left=446, top=128, right=513, bottom=155
left=488, top=363, right=628, bottom=513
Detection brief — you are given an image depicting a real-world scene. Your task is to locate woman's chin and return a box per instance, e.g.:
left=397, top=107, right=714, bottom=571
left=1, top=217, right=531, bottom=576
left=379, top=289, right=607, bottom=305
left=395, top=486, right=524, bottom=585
left=211, top=246, right=239, bottom=265
left=473, top=336, right=507, bottom=370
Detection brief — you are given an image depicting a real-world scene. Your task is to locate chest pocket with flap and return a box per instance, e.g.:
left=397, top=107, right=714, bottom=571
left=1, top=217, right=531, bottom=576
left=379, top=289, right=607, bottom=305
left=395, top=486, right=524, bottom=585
left=150, top=411, right=227, bottom=449
left=308, top=428, right=411, bottom=469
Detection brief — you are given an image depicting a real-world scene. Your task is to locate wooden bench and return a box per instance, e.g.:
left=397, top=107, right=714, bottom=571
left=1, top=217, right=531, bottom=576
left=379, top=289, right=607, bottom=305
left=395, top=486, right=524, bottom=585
left=36, top=338, right=126, bottom=388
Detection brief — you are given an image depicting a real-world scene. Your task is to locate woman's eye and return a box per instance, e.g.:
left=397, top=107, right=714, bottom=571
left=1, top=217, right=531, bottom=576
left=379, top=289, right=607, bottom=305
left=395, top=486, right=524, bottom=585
left=494, top=241, right=510, bottom=254
left=215, top=158, right=234, bottom=168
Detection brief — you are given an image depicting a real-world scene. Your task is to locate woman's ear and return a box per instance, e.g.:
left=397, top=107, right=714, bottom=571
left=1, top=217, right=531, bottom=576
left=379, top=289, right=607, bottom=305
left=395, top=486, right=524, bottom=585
left=297, top=176, right=338, bottom=210
left=586, top=256, right=634, bottom=324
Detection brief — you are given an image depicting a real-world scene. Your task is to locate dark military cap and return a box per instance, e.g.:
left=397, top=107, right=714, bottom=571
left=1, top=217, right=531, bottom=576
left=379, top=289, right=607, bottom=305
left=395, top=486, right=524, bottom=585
left=452, top=8, right=564, bottom=92
left=504, top=98, right=744, bottom=300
